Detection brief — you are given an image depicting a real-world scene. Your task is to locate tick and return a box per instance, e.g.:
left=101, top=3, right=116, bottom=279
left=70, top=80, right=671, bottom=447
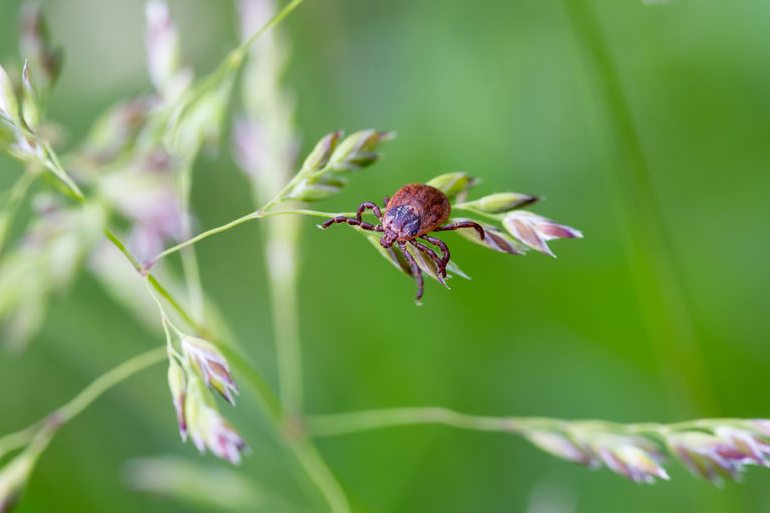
left=321, top=183, right=484, bottom=301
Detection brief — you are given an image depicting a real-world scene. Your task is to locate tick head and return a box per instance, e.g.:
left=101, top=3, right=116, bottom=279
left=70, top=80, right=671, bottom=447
left=382, top=205, right=420, bottom=245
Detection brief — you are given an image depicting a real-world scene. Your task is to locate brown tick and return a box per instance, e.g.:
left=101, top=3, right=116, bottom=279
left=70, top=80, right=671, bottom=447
left=321, top=183, right=484, bottom=301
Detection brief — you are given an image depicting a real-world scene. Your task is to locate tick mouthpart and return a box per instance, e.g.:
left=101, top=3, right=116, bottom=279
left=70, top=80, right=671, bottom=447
left=380, top=231, right=397, bottom=248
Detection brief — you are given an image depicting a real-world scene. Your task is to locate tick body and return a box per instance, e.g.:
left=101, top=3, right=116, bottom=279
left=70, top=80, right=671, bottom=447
left=380, top=184, right=451, bottom=247
left=321, top=183, right=485, bottom=302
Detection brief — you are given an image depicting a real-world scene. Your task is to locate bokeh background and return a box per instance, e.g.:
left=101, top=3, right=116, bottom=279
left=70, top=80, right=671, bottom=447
left=1, top=0, right=770, bottom=512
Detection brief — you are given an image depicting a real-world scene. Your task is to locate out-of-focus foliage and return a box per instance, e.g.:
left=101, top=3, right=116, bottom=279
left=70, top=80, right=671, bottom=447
left=1, top=0, right=769, bottom=512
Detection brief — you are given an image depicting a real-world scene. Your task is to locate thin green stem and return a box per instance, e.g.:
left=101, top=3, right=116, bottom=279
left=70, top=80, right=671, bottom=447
left=104, top=225, right=200, bottom=330
left=266, top=208, right=357, bottom=219
left=239, top=0, right=307, bottom=58
left=147, top=208, right=356, bottom=267
left=55, top=347, right=167, bottom=424
left=180, top=240, right=205, bottom=320
left=147, top=274, right=199, bottom=330
left=0, top=424, right=40, bottom=461
left=306, top=408, right=755, bottom=440
left=42, top=141, right=85, bottom=201
left=0, top=170, right=36, bottom=255
left=149, top=210, right=262, bottom=265
left=144, top=278, right=178, bottom=354
left=103, top=227, right=142, bottom=271
left=257, top=171, right=305, bottom=213
left=307, top=408, right=528, bottom=437
left=287, top=436, right=350, bottom=513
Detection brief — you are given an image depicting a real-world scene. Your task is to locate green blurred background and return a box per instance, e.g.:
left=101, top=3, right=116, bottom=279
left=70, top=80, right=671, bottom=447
left=1, top=0, right=770, bottom=511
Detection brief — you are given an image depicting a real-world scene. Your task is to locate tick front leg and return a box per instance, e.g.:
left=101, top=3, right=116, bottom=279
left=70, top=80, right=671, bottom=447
left=356, top=201, right=383, bottom=222
left=434, top=221, right=485, bottom=240
left=420, top=234, right=450, bottom=267
left=382, top=196, right=390, bottom=208
left=321, top=216, right=383, bottom=232
left=398, top=241, right=424, bottom=302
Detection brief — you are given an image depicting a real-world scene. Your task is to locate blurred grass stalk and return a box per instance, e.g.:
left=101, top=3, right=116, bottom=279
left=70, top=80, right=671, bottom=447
left=0, top=171, right=35, bottom=256
left=562, top=0, right=717, bottom=417
left=233, top=1, right=350, bottom=512
left=235, top=0, right=304, bottom=416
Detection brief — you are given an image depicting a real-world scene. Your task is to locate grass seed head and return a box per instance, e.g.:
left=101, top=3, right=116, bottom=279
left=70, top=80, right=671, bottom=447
left=503, top=211, right=583, bottom=257
left=181, top=336, right=239, bottom=405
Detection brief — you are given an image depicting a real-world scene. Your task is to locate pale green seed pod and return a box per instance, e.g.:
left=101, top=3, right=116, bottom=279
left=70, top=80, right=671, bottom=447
left=667, top=432, right=738, bottom=483
left=0, top=458, right=30, bottom=512
left=0, top=118, right=17, bottom=147
left=0, top=64, right=19, bottom=123
left=288, top=177, right=346, bottom=202
left=19, top=2, right=63, bottom=91
left=425, top=172, right=477, bottom=202
left=301, top=130, right=341, bottom=172
left=21, top=62, right=40, bottom=130
left=167, top=358, right=187, bottom=440
left=328, top=129, right=394, bottom=172
left=526, top=431, right=594, bottom=466
left=587, top=433, right=669, bottom=483
left=468, top=192, right=538, bottom=213
left=184, top=375, right=210, bottom=453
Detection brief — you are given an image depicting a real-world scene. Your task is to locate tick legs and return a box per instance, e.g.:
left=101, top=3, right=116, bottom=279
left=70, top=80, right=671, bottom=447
left=410, top=240, right=446, bottom=278
left=398, top=241, right=424, bottom=302
left=420, top=234, right=450, bottom=267
left=382, top=196, right=390, bottom=208
left=356, top=201, right=383, bottom=222
left=321, top=216, right=383, bottom=232
left=434, top=221, right=485, bottom=240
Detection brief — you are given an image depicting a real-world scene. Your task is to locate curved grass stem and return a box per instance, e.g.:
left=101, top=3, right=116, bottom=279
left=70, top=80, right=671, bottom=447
left=0, top=170, right=36, bottom=255
left=54, top=347, right=167, bottom=424
left=307, top=408, right=529, bottom=437
left=306, top=408, right=754, bottom=440
left=0, top=347, right=167, bottom=458
left=0, top=424, right=41, bottom=461
left=146, top=208, right=356, bottom=268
